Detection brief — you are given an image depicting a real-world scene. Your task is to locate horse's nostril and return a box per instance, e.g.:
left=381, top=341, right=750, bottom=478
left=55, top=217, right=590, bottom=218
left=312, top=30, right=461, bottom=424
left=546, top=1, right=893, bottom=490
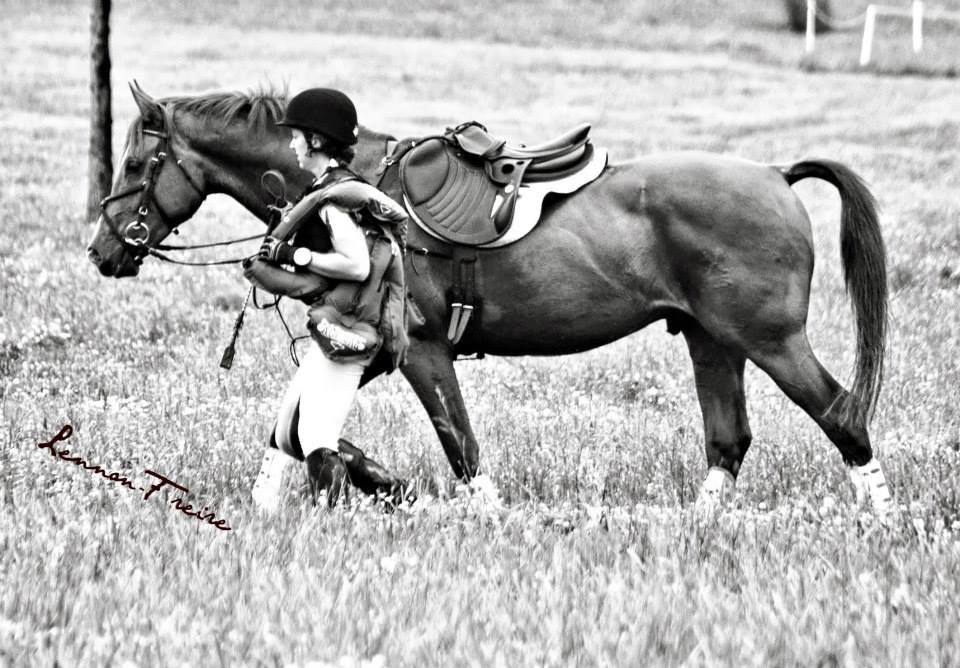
left=87, top=247, right=101, bottom=264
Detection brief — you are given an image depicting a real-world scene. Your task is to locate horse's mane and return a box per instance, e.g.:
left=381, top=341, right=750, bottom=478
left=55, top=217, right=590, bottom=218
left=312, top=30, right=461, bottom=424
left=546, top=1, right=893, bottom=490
left=160, top=86, right=288, bottom=131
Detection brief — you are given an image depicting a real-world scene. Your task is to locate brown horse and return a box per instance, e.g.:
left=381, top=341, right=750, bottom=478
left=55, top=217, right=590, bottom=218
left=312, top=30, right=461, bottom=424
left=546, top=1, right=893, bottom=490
left=87, top=84, right=893, bottom=514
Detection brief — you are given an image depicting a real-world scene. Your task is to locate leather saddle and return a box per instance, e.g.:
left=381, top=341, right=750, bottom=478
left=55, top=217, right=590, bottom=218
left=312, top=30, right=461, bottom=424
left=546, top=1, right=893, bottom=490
left=397, top=121, right=597, bottom=246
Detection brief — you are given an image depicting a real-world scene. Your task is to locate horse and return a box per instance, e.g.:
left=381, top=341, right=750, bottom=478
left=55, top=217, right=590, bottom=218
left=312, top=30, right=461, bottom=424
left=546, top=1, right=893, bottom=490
left=87, top=83, right=894, bottom=516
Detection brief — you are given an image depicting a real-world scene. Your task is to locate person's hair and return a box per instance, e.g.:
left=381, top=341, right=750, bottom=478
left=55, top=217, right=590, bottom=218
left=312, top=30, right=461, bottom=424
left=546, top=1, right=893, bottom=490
left=305, top=131, right=355, bottom=165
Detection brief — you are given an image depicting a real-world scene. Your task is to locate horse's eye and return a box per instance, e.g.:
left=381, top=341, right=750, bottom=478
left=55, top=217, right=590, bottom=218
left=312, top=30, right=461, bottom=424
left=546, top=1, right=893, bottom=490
left=125, top=160, right=143, bottom=174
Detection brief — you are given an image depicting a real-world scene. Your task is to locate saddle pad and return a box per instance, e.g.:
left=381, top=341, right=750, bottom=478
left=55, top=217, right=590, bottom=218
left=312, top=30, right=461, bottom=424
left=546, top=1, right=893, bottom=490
left=399, top=139, right=503, bottom=246
left=479, top=146, right=608, bottom=248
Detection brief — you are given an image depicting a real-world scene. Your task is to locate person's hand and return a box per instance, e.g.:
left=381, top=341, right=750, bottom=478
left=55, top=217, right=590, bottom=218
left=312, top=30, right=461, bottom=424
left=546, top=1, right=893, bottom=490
left=258, top=236, right=297, bottom=265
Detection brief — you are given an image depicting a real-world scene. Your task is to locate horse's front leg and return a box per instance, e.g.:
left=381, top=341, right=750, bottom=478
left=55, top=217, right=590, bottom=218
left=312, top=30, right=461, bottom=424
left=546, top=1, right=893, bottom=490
left=400, top=336, right=481, bottom=481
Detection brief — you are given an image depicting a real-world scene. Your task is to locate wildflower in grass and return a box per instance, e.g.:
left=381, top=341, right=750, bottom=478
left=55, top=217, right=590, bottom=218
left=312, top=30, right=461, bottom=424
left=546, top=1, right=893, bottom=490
left=17, top=317, right=72, bottom=348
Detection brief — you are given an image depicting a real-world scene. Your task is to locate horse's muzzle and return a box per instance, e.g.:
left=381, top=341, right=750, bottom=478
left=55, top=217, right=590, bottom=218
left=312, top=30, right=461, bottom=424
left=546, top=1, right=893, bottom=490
left=87, top=246, right=140, bottom=278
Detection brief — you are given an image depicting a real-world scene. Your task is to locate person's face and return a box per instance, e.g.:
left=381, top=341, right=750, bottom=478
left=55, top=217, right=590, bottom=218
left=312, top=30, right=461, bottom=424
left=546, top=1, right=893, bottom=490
left=289, top=128, right=311, bottom=167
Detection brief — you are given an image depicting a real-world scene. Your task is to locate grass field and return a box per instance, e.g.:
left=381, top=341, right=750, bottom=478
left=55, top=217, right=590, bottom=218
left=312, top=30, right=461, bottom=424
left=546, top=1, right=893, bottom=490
left=2, top=1, right=960, bottom=666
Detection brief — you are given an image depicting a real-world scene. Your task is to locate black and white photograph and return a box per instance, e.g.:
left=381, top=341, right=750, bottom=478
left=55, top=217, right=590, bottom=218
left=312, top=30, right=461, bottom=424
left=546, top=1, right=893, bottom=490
left=2, top=0, right=959, bottom=665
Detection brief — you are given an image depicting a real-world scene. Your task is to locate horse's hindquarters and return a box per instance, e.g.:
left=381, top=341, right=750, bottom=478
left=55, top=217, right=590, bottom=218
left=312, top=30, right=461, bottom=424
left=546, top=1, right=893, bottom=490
left=635, top=154, right=816, bottom=346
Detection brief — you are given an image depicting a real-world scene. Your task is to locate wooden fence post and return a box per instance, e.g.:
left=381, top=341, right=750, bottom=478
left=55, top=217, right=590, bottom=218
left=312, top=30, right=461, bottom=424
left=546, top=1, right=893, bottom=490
left=785, top=0, right=833, bottom=33
left=88, top=0, right=112, bottom=223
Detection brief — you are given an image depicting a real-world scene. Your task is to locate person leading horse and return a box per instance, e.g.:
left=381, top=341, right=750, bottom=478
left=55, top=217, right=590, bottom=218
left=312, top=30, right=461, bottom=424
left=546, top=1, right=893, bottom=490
left=247, top=88, right=411, bottom=510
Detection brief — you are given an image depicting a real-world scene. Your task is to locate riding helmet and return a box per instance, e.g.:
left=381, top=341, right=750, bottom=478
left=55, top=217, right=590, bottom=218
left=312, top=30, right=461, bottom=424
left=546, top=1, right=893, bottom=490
left=277, top=88, right=359, bottom=145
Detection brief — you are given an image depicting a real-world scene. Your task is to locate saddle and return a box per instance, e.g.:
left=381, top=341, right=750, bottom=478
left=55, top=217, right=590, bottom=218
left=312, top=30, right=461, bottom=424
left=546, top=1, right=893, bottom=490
left=397, top=121, right=600, bottom=246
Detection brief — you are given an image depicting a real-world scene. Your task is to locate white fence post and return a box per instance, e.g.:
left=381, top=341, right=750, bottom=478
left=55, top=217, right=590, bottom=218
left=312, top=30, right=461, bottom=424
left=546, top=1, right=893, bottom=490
left=806, top=0, right=818, bottom=53
left=913, top=1, right=925, bottom=52
left=860, top=5, right=878, bottom=65
left=816, top=2, right=955, bottom=67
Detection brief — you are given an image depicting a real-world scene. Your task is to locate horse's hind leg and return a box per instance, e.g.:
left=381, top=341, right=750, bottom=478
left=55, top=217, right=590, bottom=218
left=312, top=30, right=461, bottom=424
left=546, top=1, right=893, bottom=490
left=750, top=330, right=893, bottom=516
left=683, top=323, right=752, bottom=508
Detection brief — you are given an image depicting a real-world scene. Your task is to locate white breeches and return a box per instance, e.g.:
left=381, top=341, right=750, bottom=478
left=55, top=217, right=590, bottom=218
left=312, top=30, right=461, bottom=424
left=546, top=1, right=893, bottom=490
left=274, top=340, right=364, bottom=458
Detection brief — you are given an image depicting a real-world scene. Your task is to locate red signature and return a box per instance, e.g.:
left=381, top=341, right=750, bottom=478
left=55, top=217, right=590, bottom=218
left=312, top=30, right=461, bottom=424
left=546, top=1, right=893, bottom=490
left=36, top=424, right=232, bottom=532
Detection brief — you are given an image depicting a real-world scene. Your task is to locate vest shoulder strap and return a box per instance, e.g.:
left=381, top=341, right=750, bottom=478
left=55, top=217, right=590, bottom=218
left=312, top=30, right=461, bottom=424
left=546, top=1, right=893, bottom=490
left=270, top=188, right=327, bottom=241
left=322, top=180, right=409, bottom=225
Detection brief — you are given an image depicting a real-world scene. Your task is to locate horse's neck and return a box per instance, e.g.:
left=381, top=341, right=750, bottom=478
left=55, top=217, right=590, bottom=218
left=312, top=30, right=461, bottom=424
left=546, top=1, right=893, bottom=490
left=184, top=119, right=390, bottom=224
left=353, top=127, right=393, bottom=181
left=178, top=121, right=293, bottom=221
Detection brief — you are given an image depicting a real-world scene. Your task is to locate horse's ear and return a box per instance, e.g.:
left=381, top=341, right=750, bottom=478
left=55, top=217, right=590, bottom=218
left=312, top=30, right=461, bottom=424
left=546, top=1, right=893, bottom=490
left=129, top=80, right=164, bottom=127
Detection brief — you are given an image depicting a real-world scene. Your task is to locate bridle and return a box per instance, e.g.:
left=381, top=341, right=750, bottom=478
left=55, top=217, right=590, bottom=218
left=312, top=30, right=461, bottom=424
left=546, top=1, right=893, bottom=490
left=98, top=110, right=261, bottom=266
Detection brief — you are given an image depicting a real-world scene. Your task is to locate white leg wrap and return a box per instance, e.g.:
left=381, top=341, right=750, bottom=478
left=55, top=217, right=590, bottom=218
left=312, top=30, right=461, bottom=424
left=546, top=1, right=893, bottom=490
left=849, top=457, right=894, bottom=518
left=466, top=473, right=503, bottom=510
left=696, top=466, right=736, bottom=511
left=251, top=448, right=290, bottom=513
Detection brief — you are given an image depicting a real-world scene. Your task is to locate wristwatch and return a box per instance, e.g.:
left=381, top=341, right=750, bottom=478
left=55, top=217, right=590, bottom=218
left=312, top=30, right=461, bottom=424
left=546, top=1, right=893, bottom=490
left=292, top=247, right=312, bottom=268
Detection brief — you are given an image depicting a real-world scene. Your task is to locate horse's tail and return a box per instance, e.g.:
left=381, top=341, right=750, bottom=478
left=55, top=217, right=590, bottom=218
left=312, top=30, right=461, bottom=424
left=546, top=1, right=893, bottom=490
left=781, top=159, right=887, bottom=425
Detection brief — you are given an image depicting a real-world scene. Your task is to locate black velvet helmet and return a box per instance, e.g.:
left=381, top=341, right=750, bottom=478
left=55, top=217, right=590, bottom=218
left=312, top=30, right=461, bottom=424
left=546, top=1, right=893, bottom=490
left=277, top=88, right=359, bottom=145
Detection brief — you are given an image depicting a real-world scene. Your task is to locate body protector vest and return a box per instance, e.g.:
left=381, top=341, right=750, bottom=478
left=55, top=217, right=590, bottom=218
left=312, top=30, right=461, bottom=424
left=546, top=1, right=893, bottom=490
left=242, top=168, right=413, bottom=371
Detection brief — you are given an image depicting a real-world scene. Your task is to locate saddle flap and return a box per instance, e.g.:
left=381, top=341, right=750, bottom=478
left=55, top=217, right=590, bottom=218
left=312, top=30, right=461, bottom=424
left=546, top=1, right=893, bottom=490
left=399, top=138, right=502, bottom=246
left=400, top=138, right=453, bottom=204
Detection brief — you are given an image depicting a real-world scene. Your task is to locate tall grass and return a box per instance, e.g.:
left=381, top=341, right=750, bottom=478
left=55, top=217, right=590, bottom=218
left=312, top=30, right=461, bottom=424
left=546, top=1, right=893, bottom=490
left=1, top=1, right=959, bottom=666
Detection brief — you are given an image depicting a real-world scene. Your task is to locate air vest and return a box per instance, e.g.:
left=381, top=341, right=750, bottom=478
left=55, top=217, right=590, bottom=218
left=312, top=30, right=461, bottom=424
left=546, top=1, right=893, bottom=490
left=242, top=168, right=413, bottom=371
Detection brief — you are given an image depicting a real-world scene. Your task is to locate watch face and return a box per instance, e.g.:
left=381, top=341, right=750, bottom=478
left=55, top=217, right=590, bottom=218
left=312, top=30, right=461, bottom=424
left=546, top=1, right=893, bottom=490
left=294, top=247, right=311, bottom=267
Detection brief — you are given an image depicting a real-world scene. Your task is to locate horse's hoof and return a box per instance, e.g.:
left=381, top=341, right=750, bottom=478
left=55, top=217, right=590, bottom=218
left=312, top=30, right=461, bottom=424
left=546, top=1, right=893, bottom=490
left=848, top=458, right=894, bottom=521
left=694, top=466, right=736, bottom=514
left=465, top=473, right=503, bottom=510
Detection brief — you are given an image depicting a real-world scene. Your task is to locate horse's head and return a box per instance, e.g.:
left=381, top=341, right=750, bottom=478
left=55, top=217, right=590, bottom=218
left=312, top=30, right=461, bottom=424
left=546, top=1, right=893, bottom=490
left=87, top=82, right=208, bottom=277
left=87, top=83, right=393, bottom=277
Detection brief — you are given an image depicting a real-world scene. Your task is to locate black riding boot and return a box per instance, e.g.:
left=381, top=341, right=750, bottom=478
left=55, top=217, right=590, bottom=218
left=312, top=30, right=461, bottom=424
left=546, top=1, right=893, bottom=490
left=305, top=448, right=347, bottom=508
left=338, top=438, right=414, bottom=506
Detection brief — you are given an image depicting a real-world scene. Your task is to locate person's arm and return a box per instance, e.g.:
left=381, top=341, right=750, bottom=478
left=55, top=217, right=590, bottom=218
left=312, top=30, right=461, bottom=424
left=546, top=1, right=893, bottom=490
left=300, top=206, right=370, bottom=281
